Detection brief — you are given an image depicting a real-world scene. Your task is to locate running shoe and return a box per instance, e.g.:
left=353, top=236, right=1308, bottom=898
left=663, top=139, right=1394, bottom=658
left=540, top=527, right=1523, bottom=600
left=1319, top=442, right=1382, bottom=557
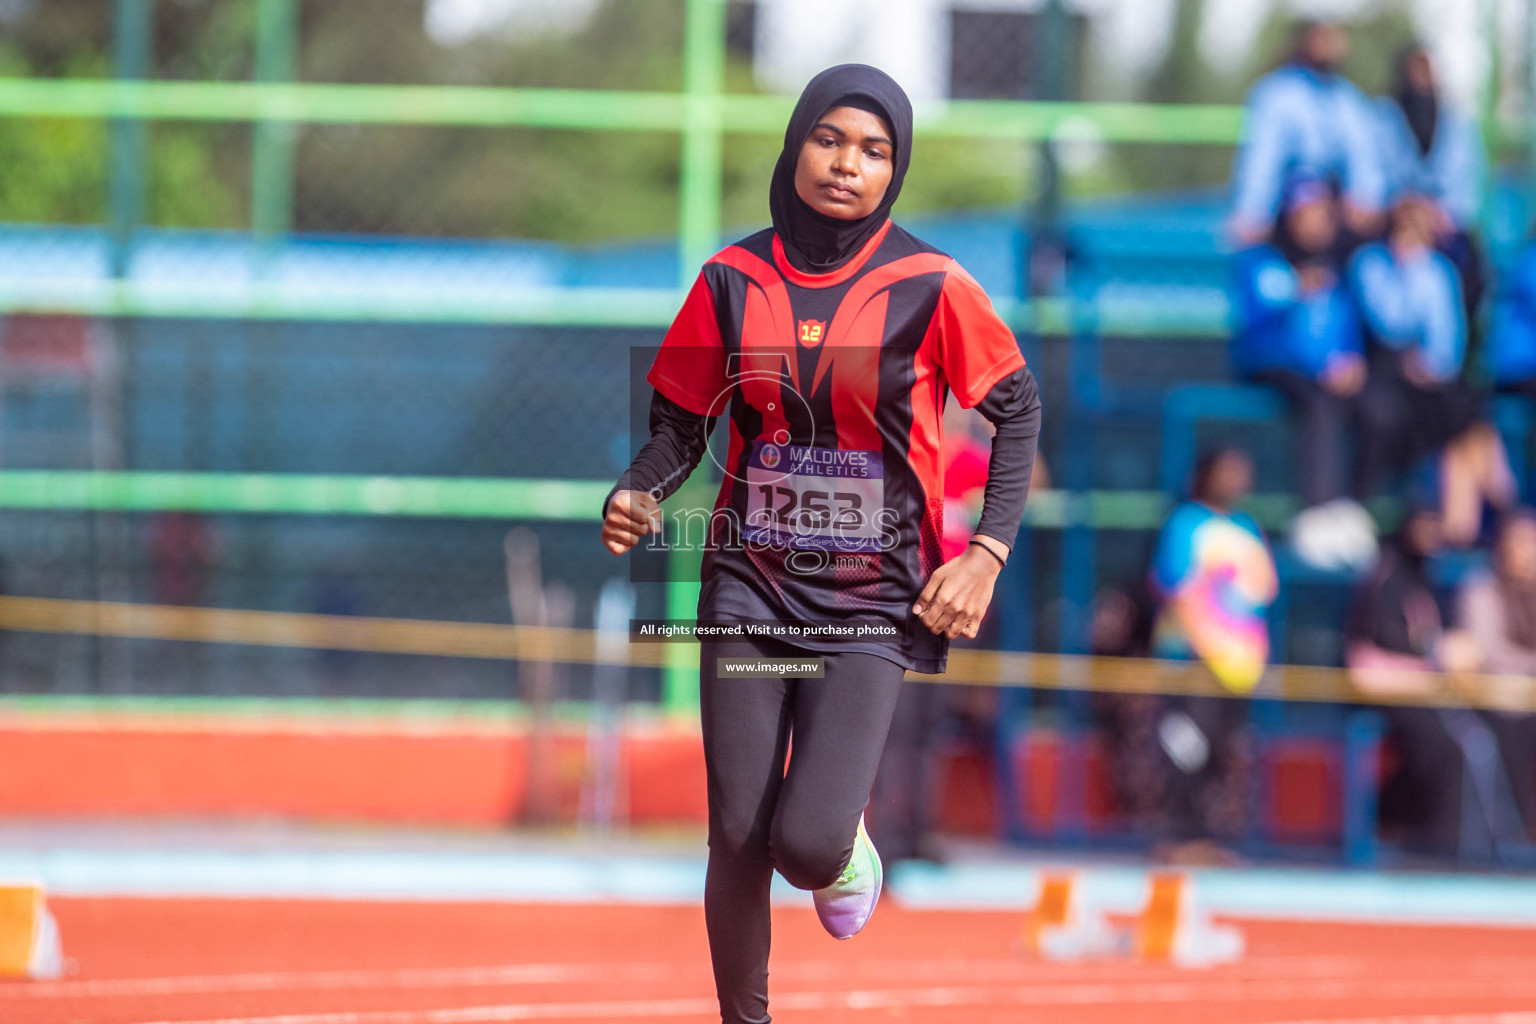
left=813, top=813, right=883, bottom=939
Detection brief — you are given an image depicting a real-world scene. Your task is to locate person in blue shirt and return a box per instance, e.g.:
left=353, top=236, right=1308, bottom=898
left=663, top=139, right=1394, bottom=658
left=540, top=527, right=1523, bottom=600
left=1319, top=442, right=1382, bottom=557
left=1488, top=238, right=1536, bottom=399
left=1376, top=44, right=1487, bottom=317
left=1351, top=196, right=1515, bottom=546
left=1229, top=20, right=1386, bottom=246
left=1233, top=179, right=1373, bottom=567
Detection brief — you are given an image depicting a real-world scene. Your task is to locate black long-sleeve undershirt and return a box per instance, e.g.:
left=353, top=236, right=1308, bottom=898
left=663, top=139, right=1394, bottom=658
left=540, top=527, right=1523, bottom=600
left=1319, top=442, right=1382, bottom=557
left=602, top=392, right=719, bottom=520
left=969, top=364, right=1042, bottom=553
left=604, top=366, right=1042, bottom=552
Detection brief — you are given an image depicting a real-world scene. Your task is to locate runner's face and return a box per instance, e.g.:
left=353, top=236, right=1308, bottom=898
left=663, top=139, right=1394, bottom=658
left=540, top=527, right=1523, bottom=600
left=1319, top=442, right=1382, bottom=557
left=794, top=105, right=894, bottom=221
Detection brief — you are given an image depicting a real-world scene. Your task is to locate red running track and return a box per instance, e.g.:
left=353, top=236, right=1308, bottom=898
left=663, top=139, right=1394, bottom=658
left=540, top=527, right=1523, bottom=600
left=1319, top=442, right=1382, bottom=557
left=4, top=898, right=1536, bottom=1024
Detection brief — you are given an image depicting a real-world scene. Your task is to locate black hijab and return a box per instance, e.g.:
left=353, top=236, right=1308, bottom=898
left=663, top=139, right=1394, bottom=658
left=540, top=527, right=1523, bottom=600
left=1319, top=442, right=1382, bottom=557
left=769, top=64, right=913, bottom=274
left=1269, top=177, right=1350, bottom=272
left=1393, top=45, right=1438, bottom=157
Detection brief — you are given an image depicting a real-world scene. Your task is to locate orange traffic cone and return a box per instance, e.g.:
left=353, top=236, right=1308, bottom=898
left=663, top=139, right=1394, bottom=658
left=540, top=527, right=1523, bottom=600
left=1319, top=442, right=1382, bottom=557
left=1133, top=871, right=1243, bottom=967
left=0, top=884, right=63, bottom=979
left=1019, top=871, right=1120, bottom=960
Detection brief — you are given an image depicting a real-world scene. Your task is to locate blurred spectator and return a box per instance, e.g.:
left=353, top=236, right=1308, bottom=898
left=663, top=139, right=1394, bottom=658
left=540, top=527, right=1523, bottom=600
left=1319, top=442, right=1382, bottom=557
left=1151, top=448, right=1278, bottom=689
left=1376, top=44, right=1486, bottom=314
left=1148, top=449, right=1278, bottom=860
left=1229, top=20, right=1385, bottom=246
left=1456, top=509, right=1536, bottom=840
left=1232, top=179, right=1375, bottom=570
left=1346, top=507, right=1532, bottom=857
left=1350, top=196, right=1514, bottom=546
left=1090, top=582, right=1156, bottom=661
left=1487, top=237, right=1536, bottom=400
left=1458, top=508, right=1536, bottom=675
left=1089, top=582, right=1162, bottom=829
left=1344, top=506, right=1468, bottom=682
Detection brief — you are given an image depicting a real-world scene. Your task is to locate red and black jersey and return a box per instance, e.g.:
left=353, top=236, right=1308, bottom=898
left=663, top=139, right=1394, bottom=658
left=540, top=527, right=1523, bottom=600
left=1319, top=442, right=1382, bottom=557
left=647, top=219, right=1026, bottom=672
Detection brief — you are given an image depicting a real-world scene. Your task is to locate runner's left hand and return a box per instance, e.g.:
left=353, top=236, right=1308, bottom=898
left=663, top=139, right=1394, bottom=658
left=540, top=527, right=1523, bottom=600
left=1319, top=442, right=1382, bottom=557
left=912, top=543, right=1005, bottom=639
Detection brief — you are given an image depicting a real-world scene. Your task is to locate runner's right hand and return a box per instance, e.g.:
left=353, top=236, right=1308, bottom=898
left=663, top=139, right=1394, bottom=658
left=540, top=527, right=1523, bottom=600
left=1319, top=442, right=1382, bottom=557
left=602, top=489, right=662, bottom=555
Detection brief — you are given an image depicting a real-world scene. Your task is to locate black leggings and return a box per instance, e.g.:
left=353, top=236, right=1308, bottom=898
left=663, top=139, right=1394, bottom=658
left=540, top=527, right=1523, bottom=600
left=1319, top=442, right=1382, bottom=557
left=700, top=636, right=906, bottom=1024
left=1159, top=695, right=1250, bottom=842
left=1248, top=369, right=1352, bottom=507
left=1379, top=706, right=1536, bottom=857
left=1354, top=351, right=1483, bottom=501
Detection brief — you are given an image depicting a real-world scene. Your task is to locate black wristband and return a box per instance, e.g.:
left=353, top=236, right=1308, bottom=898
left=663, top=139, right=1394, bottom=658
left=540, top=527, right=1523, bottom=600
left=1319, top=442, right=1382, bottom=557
left=968, top=538, right=1008, bottom=568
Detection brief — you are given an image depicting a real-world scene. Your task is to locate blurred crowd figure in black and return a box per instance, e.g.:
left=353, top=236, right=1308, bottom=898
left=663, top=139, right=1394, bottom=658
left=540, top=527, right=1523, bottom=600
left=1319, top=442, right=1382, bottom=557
left=1088, top=584, right=1165, bottom=836
left=1345, top=506, right=1536, bottom=857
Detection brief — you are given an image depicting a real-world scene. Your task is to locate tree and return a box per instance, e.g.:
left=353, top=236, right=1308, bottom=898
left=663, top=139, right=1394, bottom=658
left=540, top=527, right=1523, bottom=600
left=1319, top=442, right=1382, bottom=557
left=0, top=0, right=246, bottom=229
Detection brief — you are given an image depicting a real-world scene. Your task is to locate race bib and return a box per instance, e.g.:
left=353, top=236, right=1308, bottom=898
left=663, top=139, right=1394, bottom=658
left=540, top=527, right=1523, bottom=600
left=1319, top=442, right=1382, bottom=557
left=743, top=441, right=885, bottom=552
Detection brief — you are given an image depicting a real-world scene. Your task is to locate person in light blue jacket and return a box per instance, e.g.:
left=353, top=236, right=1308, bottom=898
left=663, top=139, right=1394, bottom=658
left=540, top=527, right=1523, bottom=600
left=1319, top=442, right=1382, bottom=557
left=1351, top=196, right=1514, bottom=546
left=1376, top=44, right=1486, bottom=315
left=1230, top=20, right=1386, bottom=246
left=1232, top=179, right=1364, bottom=513
left=1377, top=46, right=1482, bottom=232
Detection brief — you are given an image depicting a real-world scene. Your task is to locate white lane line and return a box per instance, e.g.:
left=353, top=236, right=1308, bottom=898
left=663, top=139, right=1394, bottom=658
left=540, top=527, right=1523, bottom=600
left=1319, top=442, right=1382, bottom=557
left=2, top=963, right=679, bottom=999
left=25, top=851, right=1536, bottom=925
left=16, top=952, right=1523, bottom=1001
left=126, top=976, right=1536, bottom=1024
left=773, top=953, right=1536, bottom=983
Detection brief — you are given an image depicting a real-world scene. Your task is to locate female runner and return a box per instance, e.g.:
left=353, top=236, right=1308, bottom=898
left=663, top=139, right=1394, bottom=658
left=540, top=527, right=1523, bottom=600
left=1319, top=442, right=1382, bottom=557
left=601, top=64, right=1041, bottom=1024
